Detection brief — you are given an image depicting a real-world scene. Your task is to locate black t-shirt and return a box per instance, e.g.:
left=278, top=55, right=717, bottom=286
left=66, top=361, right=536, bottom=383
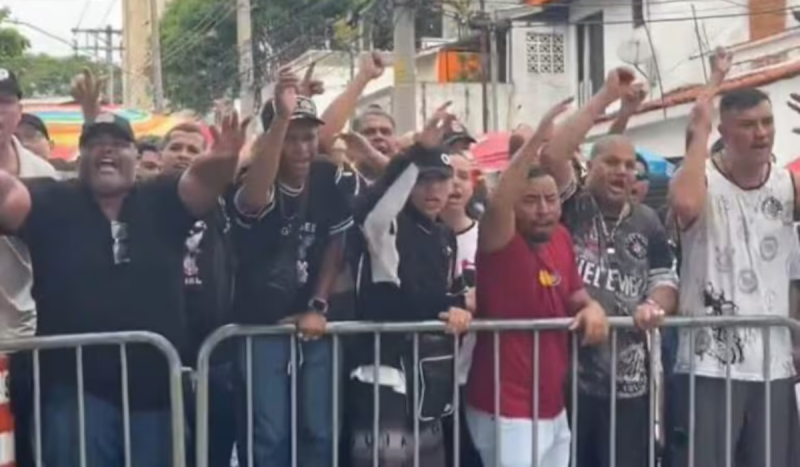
left=19, top=175, right=195, bottom=408
left=561, top=184, right=676, bottom=398
left=231, top=160, right=353, bottom=324
left=183, top=198, right=235, bottom=363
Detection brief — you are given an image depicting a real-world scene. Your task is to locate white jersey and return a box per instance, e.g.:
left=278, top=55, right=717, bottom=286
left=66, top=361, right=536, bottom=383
left=675, top=159, right=797, bottom=381
left=455, top=221, right=478, bottom=385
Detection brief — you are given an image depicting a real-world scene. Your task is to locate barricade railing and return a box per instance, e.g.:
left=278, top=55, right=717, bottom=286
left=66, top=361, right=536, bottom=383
left=0, top=331, right=186, bottom=467
left=195, top=315, right=798, bottom=467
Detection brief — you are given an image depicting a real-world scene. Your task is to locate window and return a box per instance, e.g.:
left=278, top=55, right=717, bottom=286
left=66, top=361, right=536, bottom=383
left=525, top=32, right=566, bottom=74
left=576, top=12, right=605, bottom=101
left=633, top=0, right=645, bottom=28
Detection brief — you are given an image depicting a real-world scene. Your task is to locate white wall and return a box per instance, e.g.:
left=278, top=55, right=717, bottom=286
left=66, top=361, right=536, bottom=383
left=587, top=78, right=800, bottom=166
left=359, top=82, right=515, bottom=135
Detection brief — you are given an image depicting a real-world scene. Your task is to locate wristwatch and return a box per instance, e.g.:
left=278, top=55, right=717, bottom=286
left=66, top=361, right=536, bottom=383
left=308, top=297, right=329, bottom=315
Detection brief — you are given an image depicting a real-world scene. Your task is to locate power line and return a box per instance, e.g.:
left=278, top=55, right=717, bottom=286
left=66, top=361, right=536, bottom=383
left=75, top=0, right=92, bottom=30
left=99, top=0, right=120, bottom=26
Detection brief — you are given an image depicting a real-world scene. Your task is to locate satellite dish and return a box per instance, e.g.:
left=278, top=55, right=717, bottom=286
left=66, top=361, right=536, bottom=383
left=617, top=33, right=653, bottom=66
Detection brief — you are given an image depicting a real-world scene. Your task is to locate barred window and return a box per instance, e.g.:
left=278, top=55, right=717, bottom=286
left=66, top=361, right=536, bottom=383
left=525, top=32, right=565, bottom=74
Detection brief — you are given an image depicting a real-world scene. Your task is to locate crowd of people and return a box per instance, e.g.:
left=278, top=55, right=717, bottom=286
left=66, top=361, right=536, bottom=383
left=0, top=46, right=798, bottom=467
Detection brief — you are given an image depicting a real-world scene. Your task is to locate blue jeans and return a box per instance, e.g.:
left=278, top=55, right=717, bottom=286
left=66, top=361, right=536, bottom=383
left=235, top=336, right=335, bottom=467
left=42, top=385, right=173, bottom=467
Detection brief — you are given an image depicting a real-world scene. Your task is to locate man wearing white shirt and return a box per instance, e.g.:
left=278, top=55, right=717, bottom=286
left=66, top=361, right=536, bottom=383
left=0, top=68, right=57, bottom=467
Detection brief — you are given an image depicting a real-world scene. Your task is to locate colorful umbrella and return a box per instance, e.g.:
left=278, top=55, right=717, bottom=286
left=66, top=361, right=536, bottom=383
left=23, top=104, right=191, bottom=161
left=471, top=131, right=511, bottom=172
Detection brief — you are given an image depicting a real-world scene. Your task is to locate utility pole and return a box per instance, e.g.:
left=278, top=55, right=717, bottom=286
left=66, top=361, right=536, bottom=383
left=72, top=27, right=123, bottom=104
left=477, top=0, right=490, bottom=133
left=149, top=0, right=165, bottom=112
left=237, top=0, right=255, bottom=121
left=393, top=0, right=417, bottom=134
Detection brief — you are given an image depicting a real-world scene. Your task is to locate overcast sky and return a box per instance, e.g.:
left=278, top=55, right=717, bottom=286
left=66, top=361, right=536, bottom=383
left=1, top=0, right=123, bottom=58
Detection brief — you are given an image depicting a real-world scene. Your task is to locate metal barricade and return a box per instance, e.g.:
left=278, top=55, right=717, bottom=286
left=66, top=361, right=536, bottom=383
left=195, top=315, right=798, bottom=467
left=0, top=331, right=186, bottom=467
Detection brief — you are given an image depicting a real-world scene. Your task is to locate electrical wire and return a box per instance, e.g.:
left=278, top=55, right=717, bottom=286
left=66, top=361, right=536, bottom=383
left=75, top=0, right=92, bottom=30
left=98, top=0, right=120, bottom=26
left=9, top=18, right=146, bottom=79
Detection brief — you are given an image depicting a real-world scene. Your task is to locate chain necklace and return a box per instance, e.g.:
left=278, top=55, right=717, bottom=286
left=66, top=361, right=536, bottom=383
left=595, top=199, right=630, bottom=257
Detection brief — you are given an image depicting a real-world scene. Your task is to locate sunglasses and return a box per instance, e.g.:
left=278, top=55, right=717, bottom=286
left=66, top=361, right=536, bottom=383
left=635, top=172, right=649, bottom=182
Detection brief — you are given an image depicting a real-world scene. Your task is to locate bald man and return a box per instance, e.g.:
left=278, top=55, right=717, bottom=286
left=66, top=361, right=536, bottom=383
left=541, top=73, right=678, bottom=467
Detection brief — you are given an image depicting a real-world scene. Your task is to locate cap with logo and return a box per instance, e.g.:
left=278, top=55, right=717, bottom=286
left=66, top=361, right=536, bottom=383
left=0, top=68, right=22, bottom=99
left=79, top=112, right=136, bottom=147
left=416, top=151, right=454, bottom=179
left=442, top=121, right=476, bottom=150
left=260, top=95, right=325, bottom=129
left=19, top=113, right=50, bottom=140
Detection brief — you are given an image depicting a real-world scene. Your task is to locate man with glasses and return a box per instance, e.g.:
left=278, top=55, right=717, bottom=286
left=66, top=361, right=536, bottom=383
left=0, top=107, right=247, bottom=467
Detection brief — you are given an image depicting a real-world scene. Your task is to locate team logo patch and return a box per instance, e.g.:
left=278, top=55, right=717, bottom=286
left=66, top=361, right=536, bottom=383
left=441, top=154, right=451, bottom=165
left=538, top=270, right=561, bottom=287
left=624, top=233, right=648, bottom=261
left=761, top=196, right=783, bottom=220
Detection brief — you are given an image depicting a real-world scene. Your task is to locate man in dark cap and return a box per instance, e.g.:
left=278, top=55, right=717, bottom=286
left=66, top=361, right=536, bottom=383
left=16, top=113, right=53, bottom=160
left=232, top=67, right=352, bottom=466
left=442, top=120, right=476, bottom=155
left=0, top=108, right=247, bottom=467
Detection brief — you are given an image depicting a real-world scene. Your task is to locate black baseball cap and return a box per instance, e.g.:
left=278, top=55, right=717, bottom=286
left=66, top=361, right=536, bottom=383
left=442, top=121, right=476, bottom=150
left=260, top=95, right=325, bottom=129
left=79, top=112, right=136, bottom=147
left=19, top=113, right=49, bottom=140
left=416, top=150, right=454, bottom=179
left=0, top=68, right=22, bottom=99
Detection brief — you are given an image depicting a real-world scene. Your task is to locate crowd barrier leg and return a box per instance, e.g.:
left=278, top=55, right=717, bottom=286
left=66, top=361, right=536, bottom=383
left=0, top=332, right=185, bottom=467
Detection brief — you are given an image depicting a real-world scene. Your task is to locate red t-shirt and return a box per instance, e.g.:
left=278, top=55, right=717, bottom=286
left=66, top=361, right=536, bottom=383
left=467, top=225, right=582, bottom=419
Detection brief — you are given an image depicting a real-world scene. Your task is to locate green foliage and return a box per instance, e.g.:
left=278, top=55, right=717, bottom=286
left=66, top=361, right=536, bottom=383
left=159, top=0, right=238, bottom=113
left=8, top=54, right=121, bottom=99
left=0, top=7, right=30, bottom=61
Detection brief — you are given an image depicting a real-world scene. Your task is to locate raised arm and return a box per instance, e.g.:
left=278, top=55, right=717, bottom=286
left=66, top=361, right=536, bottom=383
left=669, top=94, right=713, bottom=229
left=178, top=112, right=247, bottom=218
left=608, top=83, right=646, bottom=135
left=0, top=172, right=32, bottom=234
left=356, top=103, right=455, bottom=230
left=235, top=68, right=298, bottom=215
left=319, top=52, right=386, bottom=152
left=479, top=98, right=573, bottom=253
left=544, top=68, right=635, bottom=190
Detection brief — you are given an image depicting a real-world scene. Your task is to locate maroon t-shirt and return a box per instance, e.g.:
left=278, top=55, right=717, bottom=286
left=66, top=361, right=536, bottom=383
left=468, top=226, right=582, bottom=419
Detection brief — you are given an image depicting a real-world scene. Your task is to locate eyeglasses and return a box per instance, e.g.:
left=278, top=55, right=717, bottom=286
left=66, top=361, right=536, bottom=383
left=111, top=221, right=130, bottom=265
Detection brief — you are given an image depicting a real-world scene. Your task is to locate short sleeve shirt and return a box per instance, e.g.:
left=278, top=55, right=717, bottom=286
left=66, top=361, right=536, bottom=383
left=232, top=160, right=353, bottom=324
left=561, top=185, right=677, bottom=398
left=19, top=175, right=195, bottom=408
left=468, top=227, right=582, bottom=418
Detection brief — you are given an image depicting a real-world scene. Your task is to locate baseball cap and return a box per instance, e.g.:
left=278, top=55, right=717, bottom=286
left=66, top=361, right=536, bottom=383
left=79, top=112, right=136, bottom=147
left=0, top=68, right=22, bottom=99
left=416, top=150, right=454, bottom=179
left=19, top=113, right=50, bottom=140
left=442, top=121, right=476, bottom=150
left=260, top=95, right=325, bottom=129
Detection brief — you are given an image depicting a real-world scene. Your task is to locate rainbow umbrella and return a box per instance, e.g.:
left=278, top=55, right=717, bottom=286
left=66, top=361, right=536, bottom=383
left=22, top=103, right=191, bottom=161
